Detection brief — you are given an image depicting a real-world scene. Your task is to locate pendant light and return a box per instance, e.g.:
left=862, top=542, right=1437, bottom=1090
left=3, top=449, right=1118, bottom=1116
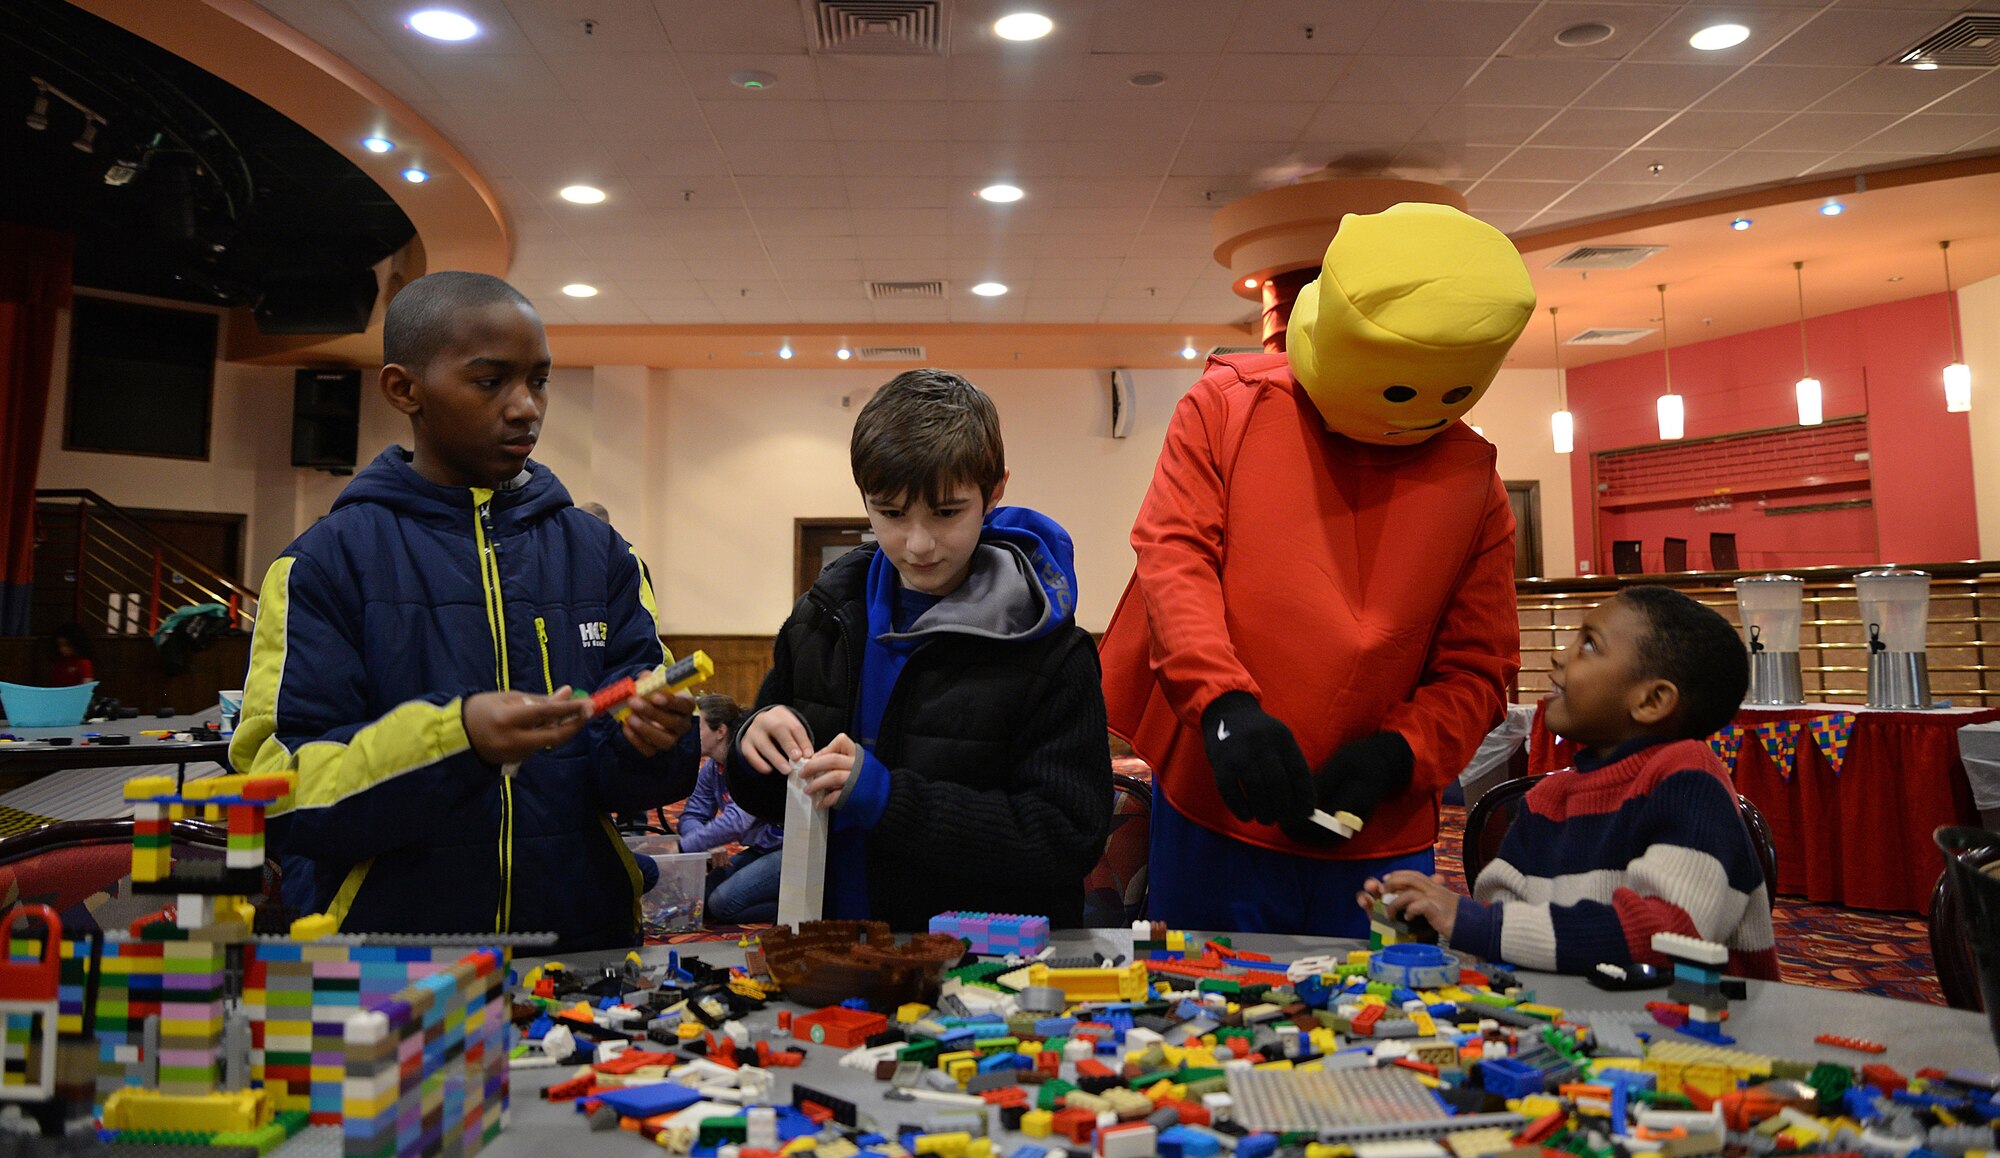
left=1656, top=284, right=1684, bottom=441
left=1793, top=261, right=1822, bottom=426
left=1942, top=240, right=1972, bottom=413
left=1549, top=306, right=1574, bottom=453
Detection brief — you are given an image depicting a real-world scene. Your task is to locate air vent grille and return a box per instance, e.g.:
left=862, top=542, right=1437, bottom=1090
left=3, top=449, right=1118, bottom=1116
left=1208, top=345, right=1267, bottom=357
left=1896, top=13, right=2000, bottom=68
left=1548, top=245, right=1666, bottom=270
left=865, top=280, right=946, bottom=300
left=855, top=345, right=926, bottom=361
left=1566, top=328, right=1655, bottom=346
left=810, top=0, right=945, bottom=54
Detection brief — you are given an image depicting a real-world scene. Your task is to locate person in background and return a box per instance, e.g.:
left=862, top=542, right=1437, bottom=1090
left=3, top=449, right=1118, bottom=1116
left=677, top=693, right=783, bottom=924
left=579, top=501, right=610, bottom=523
left=50, top=623, right=93, bottom=686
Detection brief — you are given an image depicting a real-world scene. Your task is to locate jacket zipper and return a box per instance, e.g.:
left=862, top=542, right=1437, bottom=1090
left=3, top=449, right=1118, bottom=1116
left=535, top=616, right=554, bottom=695
left=472, top=495, right=514, bottom=931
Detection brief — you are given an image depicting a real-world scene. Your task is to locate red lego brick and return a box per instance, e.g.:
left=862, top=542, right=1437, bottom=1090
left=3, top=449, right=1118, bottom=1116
left=1815, top=1033, right=1886, bottom=1054
left=1052, top=1107, right=1098, bottom=1144
left=793, top=1006, right=889, bottom=1048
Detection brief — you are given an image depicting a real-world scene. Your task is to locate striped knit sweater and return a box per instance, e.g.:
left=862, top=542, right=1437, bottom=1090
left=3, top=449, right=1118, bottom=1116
left=1451, top=737, right=1780, bottom=979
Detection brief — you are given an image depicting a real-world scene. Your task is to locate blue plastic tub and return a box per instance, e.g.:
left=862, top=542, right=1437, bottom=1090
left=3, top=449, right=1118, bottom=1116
left=0, top=680, right=97, bottom=728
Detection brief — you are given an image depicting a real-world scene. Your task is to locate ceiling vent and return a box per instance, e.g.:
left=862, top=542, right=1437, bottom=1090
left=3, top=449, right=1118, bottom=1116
left=865, top=280, right=946, bottom=300
left=1896, top=12, right=2000, bottom=68
left=1208, top=345, right=1267, bottom=357
left=1548, top=245, right=1666, bottom=270
left=809, top=0, right=946, bottom=54
left=1566, top=327, right=1655, bottom=346
left=856, top=345, right=926, bottom=361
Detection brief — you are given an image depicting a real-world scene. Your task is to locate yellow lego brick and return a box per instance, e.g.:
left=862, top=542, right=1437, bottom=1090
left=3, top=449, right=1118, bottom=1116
left=101, top=1088, right=272, bottom=1134
left=1253, top=1059, right=1294, bottom=1071
left=1309, top=1029, right=1339, bottom=1056
left=818, top=1142, right=860, bottom=1158
left=1444, top=1126, right=1519, bottom=1158
left=936, top=1050, right=977, bottom=1072
left=1166, top=931, right=1186, bottom=951
left=965, top=1141, right=994, bottom=1158
left=914, top=1132, right=971, bottom=1157
left=897, top=1003, right=931, bottom=1024
left=1510, top=1095, right=1564, bottom=1120
left=1516, top=1003, right=1563, bottom=1020
left=1184, top=1047, right=1218, bottom=1068
left=1306, top=1144, right=1353, bottom=1158
left=946, top=1058, right=976, bottom=1087
left=1346, top=950, right=1372, bottom=966
left=1410, top=1012, right=1437, bottom=1036
left=1020, top=1109, right=1053, bottom=1138
left=124, top=776, right=177, bottom=802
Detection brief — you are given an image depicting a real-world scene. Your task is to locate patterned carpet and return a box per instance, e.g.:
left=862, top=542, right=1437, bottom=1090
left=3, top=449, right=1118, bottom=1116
left=646, top=799, right=1951, bottom=1007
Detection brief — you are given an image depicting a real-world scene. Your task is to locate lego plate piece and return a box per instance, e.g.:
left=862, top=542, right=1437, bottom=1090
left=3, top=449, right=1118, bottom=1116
left=1228, top=1065, right=1451, bottom=1132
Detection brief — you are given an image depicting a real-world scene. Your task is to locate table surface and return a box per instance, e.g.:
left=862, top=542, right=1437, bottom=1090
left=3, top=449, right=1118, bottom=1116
left=462, top=931, right=1997, bottom=1157
left=0, top=710, right=231, bottom=777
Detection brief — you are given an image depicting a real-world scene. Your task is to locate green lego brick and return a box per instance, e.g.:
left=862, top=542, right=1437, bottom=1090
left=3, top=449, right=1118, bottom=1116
left=1195, top=978, right=1239, bottom=995
left=1037, top=1079, right=1076, bottom=1111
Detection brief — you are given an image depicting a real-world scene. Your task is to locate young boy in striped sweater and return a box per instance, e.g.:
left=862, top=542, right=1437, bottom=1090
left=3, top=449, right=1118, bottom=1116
left=1363, top=586, right=1779, bottom=979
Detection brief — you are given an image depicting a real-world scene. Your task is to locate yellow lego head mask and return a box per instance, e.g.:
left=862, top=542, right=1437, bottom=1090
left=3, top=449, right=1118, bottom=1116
left=1286, top=203, right=1535, bottom=445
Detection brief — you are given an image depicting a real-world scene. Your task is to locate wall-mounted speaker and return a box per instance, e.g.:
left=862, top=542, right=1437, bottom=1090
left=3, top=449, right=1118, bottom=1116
left=1110, top=369, right=1135, bottom=439
left=292, top=369, right=362, bottom=472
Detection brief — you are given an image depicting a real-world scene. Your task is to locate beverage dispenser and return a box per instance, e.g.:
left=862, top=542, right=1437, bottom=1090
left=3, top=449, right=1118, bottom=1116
left=1856, top=568, right=1932, bottom=710
left=1734, top=574, right=1804, bottom=706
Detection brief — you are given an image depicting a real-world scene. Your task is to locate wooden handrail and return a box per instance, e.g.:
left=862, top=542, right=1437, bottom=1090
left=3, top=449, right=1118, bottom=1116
left=35, top=488, right=259, bottom=634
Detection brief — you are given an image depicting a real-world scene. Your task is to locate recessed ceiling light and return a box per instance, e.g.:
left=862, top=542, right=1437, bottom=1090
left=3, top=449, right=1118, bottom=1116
left=836, top=347, right=852, bottom=360
left=408, top=9, right=478, bottom=41
left=970, top=282, right=1009, bottom=297
left=401, top=168, right=429, bottom=183
left=1179, top=344, right=1199, bottom=360
left=994, top=12, right=1054, bottom=40
left=362, top=136, right=394, bottom=154
left=730, top=70, right=778, bottom=90
left=978, top=183, right=1024, bottom=203
left=1820, top=201, right=1845, bottom=216
left=778, top=343, right=794, bottom=359
left=562, top=283, right=598, bottom=298
left=1730, top=217, right=1752, bottom=231
left=1912, top=59, right=1940, bottom=70
left=1689, top=23, right=1749, bottom=51
left=1889, top=275, right=1905, bottom=282
left=560, top=184, right=607, bottom=204
left=1128, top=71, right=1167, bottom=87
left=1242, top=277, right=1259, bottom=289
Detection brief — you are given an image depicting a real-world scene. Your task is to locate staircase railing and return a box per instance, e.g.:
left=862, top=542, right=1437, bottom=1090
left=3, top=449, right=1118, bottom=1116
left=33, top=489, right=258, bottom=637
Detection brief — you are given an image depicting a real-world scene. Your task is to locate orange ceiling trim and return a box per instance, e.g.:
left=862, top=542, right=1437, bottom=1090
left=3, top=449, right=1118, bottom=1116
left=541, top=323, right=1256, bottom=371
left=68, top=0, right=511, bottom=285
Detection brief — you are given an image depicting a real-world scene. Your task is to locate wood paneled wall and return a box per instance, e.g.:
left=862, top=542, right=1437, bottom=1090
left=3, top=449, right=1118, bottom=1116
left=660, top=635, right=776, bottom=708
left=0, top=634, right=250, bottom=717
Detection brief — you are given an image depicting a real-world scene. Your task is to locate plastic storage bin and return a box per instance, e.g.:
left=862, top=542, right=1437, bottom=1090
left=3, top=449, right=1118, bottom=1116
left=0, top=680, right=97, bottom=728
left=624, top=835, right=705, bottom=934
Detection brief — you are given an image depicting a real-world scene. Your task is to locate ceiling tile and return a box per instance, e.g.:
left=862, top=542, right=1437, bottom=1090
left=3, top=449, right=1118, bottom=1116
left=1184, top=101, right=1328, bottom=143
left=699, top=101, right=835, bottom=141
left=1575, top=62, right=1738, bottom=110
left=635, top=299, right=723, bottom=323
left=479, top=138, right=621, bottom=178
left=1068, top=100, right=1205, bottom=141
left=1361, top=1, right=1538, bottom=57
left=1755, top=8, right=1955, bottom=67
left=1927, top=74, right=2000, bottom=116
left=1054, top=138, right=1183, bottom=175
left=1038, top=207, right=1151, bottom=235
left=676, top=54, right=821, bottom=100
left=1022, top=299, right=1107, bottom=321
left=1693, top=65, right=1867, bottom=112
left=507, top=0, right=671, bottom=54
left=1027, top=278, right=1116, bottom=297
left=1074, top=54, right=1223, bottom=100
left=613, top=273, right=708, bottom=299
left=1747, top=111, right=1901, bottom=151
left=946, top=101, right=1069, bottom=141
left=608, top=138, right=732, bottom=176
left=650, top=0, right=807, bottom=52
left=1207, top=54, right=1351, bottom=104
left=1033, top=257, right=1131, bottom=278
left=418, top=55, right=570, bottom=102
left=444, top=100, right=598, bottom=143
left=947, top=139, right=1070, bottom=177
left=1458, top=58, right=1614, bottom=106
left=1227, top=0, right=1395, bottom=54
left=1849, top=113, right=2000, bottom=154
left=1166, top=139, right=1306, bottom=177
left=579, top=100, right=713, bottom=142
left=1035, top=177, right=1168, bottom=206
left=1495, top=2, right=1678, bottom=61
left=849, top=207, right=948, bottom=235
left=720, top=138, right=843, bottom=175
left=842, top=176, right=957, bottom=207
left=572, top=232, right=684, bottom=262
left=754, top=207, right=857, bottom=235
left=950, top=53, right=1085, bottom=101
left=855, top=234, right=956, bottom=260
left=663, top=234, right=765, bottom=260
left=757, top=234, right=863, bottom=260
left=1542, top=181, right=1674, bottom=215
left=736, top=177, right=851, bottom=210
left=815, top=55, right=951, bottom=101
left=1464, top=179, right=1572, bottom=211
left=1303, top=100, right=1444, bottom=143
left=1393, top=142, right=1517, bottom=179
left=1086, top=1, right=1243, bottom=53
left=1526, top=107, right=1675, bottom=149
left=1328, top=55, right=1485, bottom=106
left=1593, top=148, right=1734, bottom=184
left=1429, top=105, right=1562, bottom=147
left=826, top=100, right=950, bottom=142
left=1643, top=108, right=1791, bottom=149
left=1156, top=175, right=1259, bottom=207
left=683, top=259, right=765, bottom=281
left=779, top=280, right=871, bottom=302
left=652, top=206, right=757, bottom=233
left=769, top=258, right=864, bottom=280
left=1484, top=145, right=1624, bottom=181
left=839, top=139, right=957, bottom=176
left=1684, top=150, right=1818, bottom=186
left=1809, top=66, right=1984, bottom=113
left=1472, top=210, right=1537, bottom=234
left=868, top=299, right=951, bottom=322
left=625, top=178, right=740, bottom=210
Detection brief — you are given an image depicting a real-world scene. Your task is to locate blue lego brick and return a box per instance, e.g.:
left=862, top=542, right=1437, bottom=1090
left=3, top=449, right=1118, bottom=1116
left=1237, top=1133, right=1278, bottom=1158
left=1035, top=1017, right=1076, bottom=1037
left=1007, top=1148, right=1052, bottom=1158
left=1480, top=1057, right=1546, bottom=1098
left=1160, top=1125, right=1222, bottom=1158
left=1598, top=1068, right=1656, bottom=1092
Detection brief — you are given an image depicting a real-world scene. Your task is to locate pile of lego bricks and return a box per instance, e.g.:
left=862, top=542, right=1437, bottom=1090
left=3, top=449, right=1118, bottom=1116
left=506, top=924, right=2000, bottom=1158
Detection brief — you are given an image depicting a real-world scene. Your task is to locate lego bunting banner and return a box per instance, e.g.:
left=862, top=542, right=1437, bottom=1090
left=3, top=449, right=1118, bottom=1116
left=1706, top=723, right=1744, bottom=772
left=1754, top=719, right=1800, bottom=779
left=1807, top=711, right=1855, bottom=776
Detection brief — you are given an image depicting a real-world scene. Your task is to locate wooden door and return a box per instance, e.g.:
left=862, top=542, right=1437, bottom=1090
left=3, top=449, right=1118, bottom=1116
left=794, top=518, right=874, bottom=600
left=1504, top=481, right=1543, bottom=579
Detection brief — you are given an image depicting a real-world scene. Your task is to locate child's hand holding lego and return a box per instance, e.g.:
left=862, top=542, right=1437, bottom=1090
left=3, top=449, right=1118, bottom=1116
left=1358, top=870, right=1461, bottom=941
left=738, top=706, right=813, bottom=774
left=797, top=733, right=859, bottom=809
left=464, top=689, right=588, bottom=766
left=619, top=688, right=695, bottom=757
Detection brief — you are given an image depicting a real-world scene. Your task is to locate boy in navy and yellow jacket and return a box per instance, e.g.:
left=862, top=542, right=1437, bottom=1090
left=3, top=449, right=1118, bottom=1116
left=231, top=272, right=699, bottom=950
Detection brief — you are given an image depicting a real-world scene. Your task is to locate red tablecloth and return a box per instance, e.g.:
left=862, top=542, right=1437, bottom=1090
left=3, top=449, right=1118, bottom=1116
left=1527, top=699, right=2000, bottom=912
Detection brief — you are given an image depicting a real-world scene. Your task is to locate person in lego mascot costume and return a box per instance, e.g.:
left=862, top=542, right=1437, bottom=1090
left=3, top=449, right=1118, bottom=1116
left=1099, top=202, right=1533, bottom=935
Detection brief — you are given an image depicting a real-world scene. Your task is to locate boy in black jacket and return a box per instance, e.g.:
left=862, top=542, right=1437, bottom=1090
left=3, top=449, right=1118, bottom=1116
left=729, top=369, right=1112, bottom=928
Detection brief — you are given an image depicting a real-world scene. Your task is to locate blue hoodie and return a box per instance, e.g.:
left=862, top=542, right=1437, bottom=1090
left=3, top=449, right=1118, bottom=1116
left=231, top=446, right=699, bottom=949
left=824, top=506, right=1080, bottom=918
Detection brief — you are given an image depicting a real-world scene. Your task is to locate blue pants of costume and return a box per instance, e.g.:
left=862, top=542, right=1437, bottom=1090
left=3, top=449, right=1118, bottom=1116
left=1148, top=785, right=1434, bottom=937
left=706, top=846, right=781, bottom=924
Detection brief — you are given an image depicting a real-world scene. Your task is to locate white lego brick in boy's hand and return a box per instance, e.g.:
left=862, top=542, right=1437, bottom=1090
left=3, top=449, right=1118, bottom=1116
left=1309, top=809, right=1362, bottom=837
left=1650, top=931, right=1728, bottom=966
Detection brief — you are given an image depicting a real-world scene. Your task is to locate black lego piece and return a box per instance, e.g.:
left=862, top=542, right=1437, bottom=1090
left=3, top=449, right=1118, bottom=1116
left=866, top=1028, right=908, bottom=1048
left=793, top=1083, right=858, bottom=1127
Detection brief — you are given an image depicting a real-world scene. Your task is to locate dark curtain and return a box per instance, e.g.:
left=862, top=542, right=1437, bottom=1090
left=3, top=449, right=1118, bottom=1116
left=0, top=224, right=73, bottom=636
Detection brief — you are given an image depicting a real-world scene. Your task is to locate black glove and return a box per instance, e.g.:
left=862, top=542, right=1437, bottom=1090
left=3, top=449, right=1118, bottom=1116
left=1200, top=691, right=1313, bottom=826
left=1281, top=732, right=1415, bottom=844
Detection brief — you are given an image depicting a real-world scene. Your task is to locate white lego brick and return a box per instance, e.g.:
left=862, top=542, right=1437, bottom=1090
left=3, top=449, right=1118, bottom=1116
left=776, top=764, right=827, bottom=927
left=1202, top=1092, right=1235, bottom=1123
left=1310, top=809, right=1358, bottom=838
left=1650, top=931, right=1728, bottom=966
left=1355, top=1142, right=1449, bottom=1158
left=1101, top=1124, right=1159, bottom=1158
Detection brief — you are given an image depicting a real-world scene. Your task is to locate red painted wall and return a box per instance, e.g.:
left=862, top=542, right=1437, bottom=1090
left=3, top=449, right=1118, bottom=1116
left=1565, top=292, right=1978, bottom=574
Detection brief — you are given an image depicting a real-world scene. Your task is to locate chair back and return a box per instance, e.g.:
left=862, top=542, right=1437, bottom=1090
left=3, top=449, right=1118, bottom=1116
left=1735, top=794, right=1779, bottom=909
left=0, top=818, right=279, bottom=933
left=1082, top=772, right=1151, bottom=926
left=1932, top=867, right=1983, bottom=1010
